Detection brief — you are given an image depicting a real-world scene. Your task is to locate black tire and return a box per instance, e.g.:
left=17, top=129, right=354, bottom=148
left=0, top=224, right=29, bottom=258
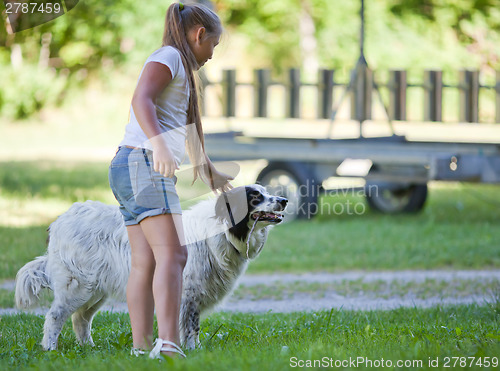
left=256, top=161, right=320, bottom=220
left=365, top=182, right=428, bottom=214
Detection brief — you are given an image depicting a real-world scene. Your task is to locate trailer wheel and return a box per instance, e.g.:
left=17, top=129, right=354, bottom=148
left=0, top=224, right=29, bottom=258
left=365, top=182, right=428, bottom=214
left=257, top=162, right=319, bottom=220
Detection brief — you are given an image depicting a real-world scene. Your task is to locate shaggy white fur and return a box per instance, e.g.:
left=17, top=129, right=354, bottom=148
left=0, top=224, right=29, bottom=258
left=15, top=185, right=287, bottom=351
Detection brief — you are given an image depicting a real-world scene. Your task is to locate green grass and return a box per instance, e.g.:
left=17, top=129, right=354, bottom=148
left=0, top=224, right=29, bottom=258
left=231, top=278, right=500, bottom=301
left=0, top=159, right=499, bottom=279
left=0, top=161, right=112, bottom=202
left=0, top=305, right=499, bottom=370
left=232, top=278, right=500, bottom=301
left=0, top=289, right=14, bottom=308
left=249, top=182, right=500, bottom=273
left=0, top=289, right=54, bottom=309
left=0, top=225, right=50, bottom=280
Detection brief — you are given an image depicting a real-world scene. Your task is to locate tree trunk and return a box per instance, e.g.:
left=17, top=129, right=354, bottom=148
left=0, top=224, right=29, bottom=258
left=299, top=0, right=318, bottom=80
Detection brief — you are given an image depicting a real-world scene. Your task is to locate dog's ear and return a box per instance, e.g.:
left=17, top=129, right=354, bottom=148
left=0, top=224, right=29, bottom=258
left=214, top=187, right=248, bottom=227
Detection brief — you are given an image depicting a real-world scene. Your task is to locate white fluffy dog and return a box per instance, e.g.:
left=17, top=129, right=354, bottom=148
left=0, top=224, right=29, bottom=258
left=15, top=184, right=287, bottom=351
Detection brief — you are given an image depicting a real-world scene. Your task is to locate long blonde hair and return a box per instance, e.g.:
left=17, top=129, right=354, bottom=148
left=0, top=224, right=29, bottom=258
left=163, top=2, right=222, bottom=184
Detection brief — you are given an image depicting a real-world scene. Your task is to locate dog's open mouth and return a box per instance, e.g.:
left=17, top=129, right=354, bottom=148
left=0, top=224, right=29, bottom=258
left=251, top=211, right=284, bottom=223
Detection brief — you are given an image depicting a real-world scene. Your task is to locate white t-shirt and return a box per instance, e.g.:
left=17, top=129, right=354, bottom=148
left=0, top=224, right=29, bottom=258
left=119, top=46, right=189, bottom=165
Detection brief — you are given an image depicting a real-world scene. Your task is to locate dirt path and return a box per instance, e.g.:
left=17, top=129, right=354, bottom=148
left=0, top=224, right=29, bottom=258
left=2, top=270, right=499, bottom=315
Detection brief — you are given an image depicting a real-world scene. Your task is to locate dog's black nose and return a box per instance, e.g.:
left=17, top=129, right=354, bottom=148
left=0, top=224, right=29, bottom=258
left=277, top=197, right=288, bottom=209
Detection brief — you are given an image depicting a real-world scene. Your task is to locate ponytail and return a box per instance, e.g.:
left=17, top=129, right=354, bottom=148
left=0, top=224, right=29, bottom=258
left=163, top=2, right=222, bottom=185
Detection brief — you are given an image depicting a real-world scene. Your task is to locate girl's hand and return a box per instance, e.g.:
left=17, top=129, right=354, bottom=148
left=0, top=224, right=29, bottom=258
left=152, top=141, right=179, bottom=178
left=207, top=163, right=234, bottom=194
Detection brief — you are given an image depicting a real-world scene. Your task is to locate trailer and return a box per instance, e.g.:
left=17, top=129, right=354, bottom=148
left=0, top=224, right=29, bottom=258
left=195, top=0, right=500, bottom=220
left=204, top=130, right=500, bottom=219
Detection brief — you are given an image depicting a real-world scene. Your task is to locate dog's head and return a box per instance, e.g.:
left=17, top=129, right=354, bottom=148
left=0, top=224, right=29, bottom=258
left=215, top=184, right=288, bottom=242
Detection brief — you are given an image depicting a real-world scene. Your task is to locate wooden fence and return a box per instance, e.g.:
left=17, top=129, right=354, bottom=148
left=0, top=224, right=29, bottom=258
left=201, top=69, right=500, bottom=123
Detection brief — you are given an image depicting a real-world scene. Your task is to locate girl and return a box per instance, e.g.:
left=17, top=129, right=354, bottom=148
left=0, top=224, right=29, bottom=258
left=108, top=2, right=232, bottom=359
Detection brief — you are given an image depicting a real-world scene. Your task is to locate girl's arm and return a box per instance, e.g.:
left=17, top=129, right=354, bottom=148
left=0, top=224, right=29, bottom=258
left=131, top=62, right=178, bottom=178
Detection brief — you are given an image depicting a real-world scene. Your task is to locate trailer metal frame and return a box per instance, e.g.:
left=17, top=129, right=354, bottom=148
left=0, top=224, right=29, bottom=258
left=205, top=131, right=500, bottom=218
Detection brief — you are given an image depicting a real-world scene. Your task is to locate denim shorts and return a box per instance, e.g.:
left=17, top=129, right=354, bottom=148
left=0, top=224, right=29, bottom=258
left=109, top=146, right=182, bottom=226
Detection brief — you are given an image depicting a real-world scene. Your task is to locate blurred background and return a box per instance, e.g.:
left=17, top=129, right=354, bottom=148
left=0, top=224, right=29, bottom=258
left=2, top=0, right=500, bottom=122
left=0, top=0, right=499, bottom=276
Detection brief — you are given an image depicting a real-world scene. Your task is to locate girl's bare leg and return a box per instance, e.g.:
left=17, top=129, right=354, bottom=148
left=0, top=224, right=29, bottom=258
left=126, top=224, right=156, bottom=350
left=140, top=213, right=187, bottom=352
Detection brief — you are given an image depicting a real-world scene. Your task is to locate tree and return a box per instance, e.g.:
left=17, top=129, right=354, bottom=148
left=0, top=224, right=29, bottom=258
left=0, top=0, right=134, bottom=71
left=388, top=0, right=500, bottom=71
left=213, top=0, right=500, bottom=73
left=0, top=0, right=136, bottom=119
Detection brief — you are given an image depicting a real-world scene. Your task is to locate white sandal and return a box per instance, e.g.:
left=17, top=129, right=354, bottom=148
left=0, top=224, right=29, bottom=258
left=149, top=338, right=186, bottom=359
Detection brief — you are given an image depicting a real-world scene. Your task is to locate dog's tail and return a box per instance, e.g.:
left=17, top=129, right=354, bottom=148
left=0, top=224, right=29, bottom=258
left=15, top=256, right=51, bottom=309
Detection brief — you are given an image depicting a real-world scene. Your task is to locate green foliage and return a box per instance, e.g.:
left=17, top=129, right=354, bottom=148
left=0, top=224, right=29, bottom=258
left=389, top=0, right=500, bottom=38
left=0, top=0, right=136, bottom=118
left=0, top=0, right=134, bottom=70
left=387, top=0, right=500, bottom=70
left=215, top=0, right=303, bottom=71
left=0, top=64, right=67, bottom=119
left=215, top=0, right=500, bottom=73
left=2, top=0, right=499, bottom=119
